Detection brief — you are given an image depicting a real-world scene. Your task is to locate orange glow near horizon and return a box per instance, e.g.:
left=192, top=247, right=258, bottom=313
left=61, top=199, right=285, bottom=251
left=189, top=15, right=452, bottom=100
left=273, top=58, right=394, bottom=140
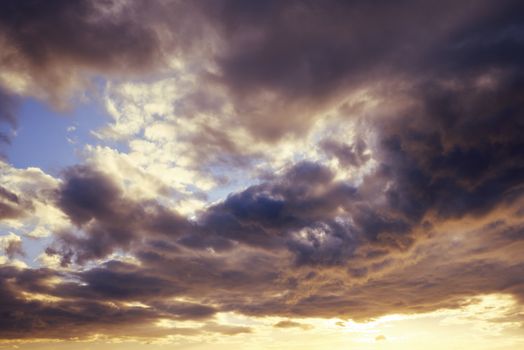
left=2, top=294, right=522, bottom=350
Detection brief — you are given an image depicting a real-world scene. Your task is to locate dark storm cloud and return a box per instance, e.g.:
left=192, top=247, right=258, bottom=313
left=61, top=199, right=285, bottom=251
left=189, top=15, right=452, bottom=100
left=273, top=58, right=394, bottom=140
left=195, top=0, right=517, bottom=140
left=0, top=264, right=221, bottom=340
left=210, top=0, right=519, bottom=93
left=79, top=262, right=185, bottom=300
left=0, top=265, right=157, bottom=339
left=370, top=72, right=524, bottom=224
left=181, top=154, right=420, bottom=266
left=185, top=161, right=366, bottom=265
left=47, top=165, right=190, bottom=265
left=48, top=161, right=363, bottom=265
left=0, top=0, right=162, bottom=80
left=224, top=260, right=524, bottom=322
left=209, top=0, right=428, bottom=95
left=0, top=0, right=216, bottom=130
left=0, top=0, right=155, bottom=63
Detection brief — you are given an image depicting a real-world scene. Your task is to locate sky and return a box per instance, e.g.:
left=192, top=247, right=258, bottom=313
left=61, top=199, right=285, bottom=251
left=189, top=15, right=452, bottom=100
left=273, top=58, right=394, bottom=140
left=0, top=0, right=523, bottom=349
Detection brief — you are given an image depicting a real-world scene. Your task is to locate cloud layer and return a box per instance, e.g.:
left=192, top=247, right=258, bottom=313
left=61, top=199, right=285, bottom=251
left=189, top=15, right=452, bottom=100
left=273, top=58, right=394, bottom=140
left=0, top=0, right=523, bottom=344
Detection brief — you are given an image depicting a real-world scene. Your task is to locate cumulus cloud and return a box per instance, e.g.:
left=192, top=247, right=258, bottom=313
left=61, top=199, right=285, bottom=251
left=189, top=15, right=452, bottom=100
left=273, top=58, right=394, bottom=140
left=46, top=165, right=190, bottom=265
left=0, top=161, right=68, bottom=238
left=0, top=232, right=23, bottom=258
left=0, top=0, right=164, bottom=100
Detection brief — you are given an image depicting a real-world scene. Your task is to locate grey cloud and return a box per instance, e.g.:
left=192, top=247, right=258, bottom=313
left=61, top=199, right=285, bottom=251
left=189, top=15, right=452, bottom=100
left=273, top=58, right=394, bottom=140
left=0, top=185, right=25, bottom=220
left=196, top=0, right=520, bottom=140
left=0, top=0, right=159, bottom=68
left=3, top=237, right=23, bottom=259
left=3, top=220, right=524, bottom=339
left=2, top=0, right=521, bottom=164
left=2, top=0, right=524, bottom=340
left=0, top=89, right=17, bottom=146
left=48, top=165, right=190, bottom=265
left=0, top=0, right=163, bottom=99
left=0, top=265, right=159, bottom=339
left=273, top=320, right=313, bottom=330
left=320, top=138, right=369, bottom=168
left=0, top=264, right=219, bottom=340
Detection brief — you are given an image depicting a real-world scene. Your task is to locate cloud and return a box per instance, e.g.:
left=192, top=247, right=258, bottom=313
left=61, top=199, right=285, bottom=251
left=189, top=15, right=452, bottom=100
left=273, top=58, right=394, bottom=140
left=0, top=0, right=162, bottom=100
left=0, top=232, right=23, bottom=258
left=2, top=212, right=524, bottom=339
left=0, top=263, right=222, bottom=340
left=0, top=161, right=68, bottom=238
left=0, top=88, right=17, bottom=146
left=0, top=185, right=24, bottom=220
left=320, top=138, right=370, bottom=168
left=47, top=165, right=190, bottom=265
left=273, top=320, right=313, bottom=330
left=1, top=0, right=524, bottom=343
left=83, top=0, right=524, bottom=192
left=195, top=0, right=523, bottom=141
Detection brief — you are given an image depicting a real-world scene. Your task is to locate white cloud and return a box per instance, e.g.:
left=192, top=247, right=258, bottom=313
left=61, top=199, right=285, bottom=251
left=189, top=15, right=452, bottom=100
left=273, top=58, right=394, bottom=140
left=0, top=162, right=69, bottom=238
